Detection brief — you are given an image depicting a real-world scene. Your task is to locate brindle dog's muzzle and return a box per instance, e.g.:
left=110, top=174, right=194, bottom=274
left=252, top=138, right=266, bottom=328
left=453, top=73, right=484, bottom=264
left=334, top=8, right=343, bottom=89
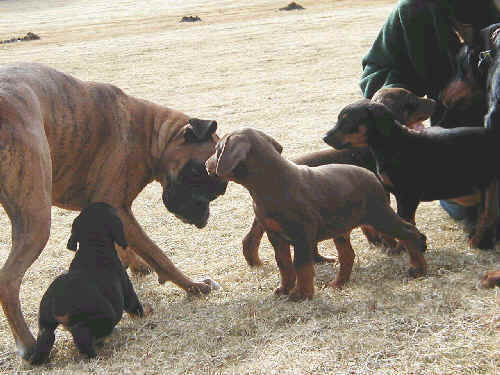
left=162, top=159, right=227, bottom=228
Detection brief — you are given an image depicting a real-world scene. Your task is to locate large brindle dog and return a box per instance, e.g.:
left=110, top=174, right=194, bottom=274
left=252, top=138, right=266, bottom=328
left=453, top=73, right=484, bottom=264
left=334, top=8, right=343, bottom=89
left=0, top=62, right=227, bottom=359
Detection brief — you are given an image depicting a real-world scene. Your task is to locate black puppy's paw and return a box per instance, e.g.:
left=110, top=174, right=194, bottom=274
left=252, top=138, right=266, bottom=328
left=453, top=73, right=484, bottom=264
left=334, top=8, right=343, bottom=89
left=27, top=348, right=49, bottom=366
left=475, top=227, right=495, bottom=250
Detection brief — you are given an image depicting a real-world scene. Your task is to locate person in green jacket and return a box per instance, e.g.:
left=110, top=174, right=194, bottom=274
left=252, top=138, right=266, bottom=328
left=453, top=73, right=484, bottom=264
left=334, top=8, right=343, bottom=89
left=360, top=0, right=500, bottom=224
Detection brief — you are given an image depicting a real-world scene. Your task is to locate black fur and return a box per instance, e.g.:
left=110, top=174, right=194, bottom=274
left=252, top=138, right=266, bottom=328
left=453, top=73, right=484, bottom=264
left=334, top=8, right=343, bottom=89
left=29, top=203, right=144, bottom=364
left=324, top=100, right=500, bottom=249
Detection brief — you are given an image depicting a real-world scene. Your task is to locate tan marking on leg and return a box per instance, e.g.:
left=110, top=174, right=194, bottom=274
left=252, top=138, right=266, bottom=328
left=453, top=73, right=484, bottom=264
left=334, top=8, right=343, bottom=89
left=289, top=262, right=314, bottom=301
left=329, top=235, right=355, bottom=288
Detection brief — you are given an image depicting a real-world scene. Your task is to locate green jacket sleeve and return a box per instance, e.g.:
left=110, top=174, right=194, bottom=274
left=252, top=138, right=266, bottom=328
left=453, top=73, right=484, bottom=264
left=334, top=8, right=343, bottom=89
left=360, top=0, right=459, bottom=99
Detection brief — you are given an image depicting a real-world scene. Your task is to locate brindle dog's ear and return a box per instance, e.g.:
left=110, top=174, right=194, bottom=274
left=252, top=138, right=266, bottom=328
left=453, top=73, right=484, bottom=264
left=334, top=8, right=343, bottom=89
left=215, top=135, right=251, bottom=178
left=367, top=102, right=395, bottom=137
left=109, top=215, right=128, bottom=249
left=185, top=119, right=218, bottom=142
left=66, top=215, right=81, bottom=251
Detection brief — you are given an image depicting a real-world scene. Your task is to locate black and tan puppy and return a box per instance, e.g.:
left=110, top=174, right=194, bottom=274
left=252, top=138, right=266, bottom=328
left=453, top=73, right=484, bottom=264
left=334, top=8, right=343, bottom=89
left=29, top=203, right=146, bottom=364
left=323, top=99, right=500, bottom=249
left=439, top=23, right=500, bottom=128
left=206, top=128, right=427, bottom=301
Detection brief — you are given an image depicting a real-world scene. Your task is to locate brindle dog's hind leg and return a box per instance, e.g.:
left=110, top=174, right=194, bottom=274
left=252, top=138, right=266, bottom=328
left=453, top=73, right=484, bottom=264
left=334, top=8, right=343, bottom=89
left=115, top=245, right=151, bottom=275
left=0, top=114, right=52, bottom=359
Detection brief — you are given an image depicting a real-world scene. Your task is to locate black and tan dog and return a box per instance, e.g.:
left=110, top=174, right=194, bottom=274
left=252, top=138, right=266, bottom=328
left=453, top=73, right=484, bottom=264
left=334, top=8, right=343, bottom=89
left=207, top=128, right=427, bottom=301
left=0, top=63, right=227, bottom=359
left=323, top=99, right=500, bottom=249
left=29, top=203, right=146, bottom=364
left=441, top=23, right=500, bottom=284
left=241, top=87, right=435, bottom=266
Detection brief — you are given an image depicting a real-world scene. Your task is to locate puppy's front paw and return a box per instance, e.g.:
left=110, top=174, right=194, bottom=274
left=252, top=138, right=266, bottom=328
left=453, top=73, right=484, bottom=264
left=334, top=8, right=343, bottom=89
left=479, top=271, right=500, bottom=289
left=328, top=278, right=347, bottom=289
left=287, top=289, right=313, bottom=302
left=274, top=286, right=291, bottom=296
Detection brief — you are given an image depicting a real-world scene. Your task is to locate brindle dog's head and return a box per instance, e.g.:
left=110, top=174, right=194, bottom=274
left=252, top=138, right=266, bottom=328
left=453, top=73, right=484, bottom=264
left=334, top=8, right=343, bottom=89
left=439, top=23, right=500, bottom=127
left=158, top=118, right=227, bottom=228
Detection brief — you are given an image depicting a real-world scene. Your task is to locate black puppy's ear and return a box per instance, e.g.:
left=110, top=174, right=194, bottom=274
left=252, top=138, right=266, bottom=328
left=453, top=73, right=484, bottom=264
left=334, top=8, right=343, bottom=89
left=67, top=234, right=78, bottom=251
left=67, top=214, right=81, bottom=251
left=367, top=102, right=395, bottom=137
left=185, top=119, right=218, bottom=142
left=110, top=216, right=128, bottom=248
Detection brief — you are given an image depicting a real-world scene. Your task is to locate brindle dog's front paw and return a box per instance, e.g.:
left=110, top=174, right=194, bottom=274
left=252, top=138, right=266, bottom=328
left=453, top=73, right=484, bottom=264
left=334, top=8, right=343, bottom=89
left=187, top=279, right=220, bottom=295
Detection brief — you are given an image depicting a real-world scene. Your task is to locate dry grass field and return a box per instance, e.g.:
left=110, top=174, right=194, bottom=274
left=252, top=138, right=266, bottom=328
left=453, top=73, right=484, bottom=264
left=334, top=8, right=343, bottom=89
left=0, top=0, right=498, bottom=373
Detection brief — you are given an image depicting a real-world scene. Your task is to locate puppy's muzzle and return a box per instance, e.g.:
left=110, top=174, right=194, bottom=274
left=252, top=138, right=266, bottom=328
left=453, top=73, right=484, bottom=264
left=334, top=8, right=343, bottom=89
left=323, top=128, right=347, bottom=149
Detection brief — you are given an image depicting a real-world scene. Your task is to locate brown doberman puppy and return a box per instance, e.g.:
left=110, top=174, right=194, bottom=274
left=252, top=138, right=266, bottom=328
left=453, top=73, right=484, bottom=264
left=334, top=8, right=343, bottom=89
left=206, top=128, right=427, bottom=301
left=0, top=62, right=227, bottom=359
left=242, top=148, right=376, bottom=266
left=241, top=87, right=436, bottom=266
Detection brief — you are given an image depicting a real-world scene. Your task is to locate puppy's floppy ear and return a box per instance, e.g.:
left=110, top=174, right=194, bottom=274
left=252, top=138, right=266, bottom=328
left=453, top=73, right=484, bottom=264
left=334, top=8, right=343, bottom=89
left=261, top=132, right=283, bottom=154
left=185, top=118, right=218, bottom=142
left=367, top=102, right=395, bottom=137
left=67, top=234, right=78, bottom=251
left=215, top=135, right=251, bottom=178
left=110, top=215, right=128, bottom=248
